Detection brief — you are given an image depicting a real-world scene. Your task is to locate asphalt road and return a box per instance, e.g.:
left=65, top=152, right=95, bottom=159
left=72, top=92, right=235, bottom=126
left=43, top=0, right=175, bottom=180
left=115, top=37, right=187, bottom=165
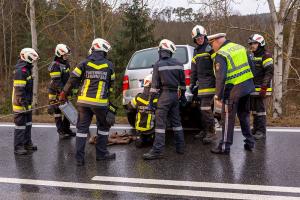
left=0, top=123, right=299, bottom=200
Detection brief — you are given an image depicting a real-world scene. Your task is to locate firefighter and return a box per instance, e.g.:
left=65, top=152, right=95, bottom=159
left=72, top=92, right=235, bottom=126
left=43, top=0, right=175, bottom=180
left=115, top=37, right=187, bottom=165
left=128, top=74, right=158, bottom=148
left=12, top=48, right=39, bottom=155
left=143, top=39, right=186, bottom=160
left=48, top=44, right=75, bottom=139
left=248, top=34, right=274, bottom=140
left=60, top=38, right=116, bottom=166
left=208, top=33, right=256, bottom=154
left=190, top=25, right=217, bottom=144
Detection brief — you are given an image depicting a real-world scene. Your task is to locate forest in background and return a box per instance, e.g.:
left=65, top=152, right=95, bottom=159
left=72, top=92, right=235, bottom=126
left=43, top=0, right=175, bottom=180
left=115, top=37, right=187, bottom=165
left=0, top=0, right=299, bottom=119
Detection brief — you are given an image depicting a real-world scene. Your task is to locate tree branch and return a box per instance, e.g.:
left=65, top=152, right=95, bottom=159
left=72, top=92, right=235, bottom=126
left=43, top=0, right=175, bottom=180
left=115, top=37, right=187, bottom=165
left=38, top=8, right=76, bottom=36
left=267, top=0, right=278, bottom=24
left=219, top=24, right=273, bottom=41
left=283, top=1, right=298, bottom=92
left=282, top=0, right=298, bottom=22
left=24, top=0, right=30, bottom=24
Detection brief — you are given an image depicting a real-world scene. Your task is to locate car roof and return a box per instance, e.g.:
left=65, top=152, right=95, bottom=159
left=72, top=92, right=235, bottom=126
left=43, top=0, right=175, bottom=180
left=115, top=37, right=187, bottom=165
left=134, top=45, right=194, bottom=54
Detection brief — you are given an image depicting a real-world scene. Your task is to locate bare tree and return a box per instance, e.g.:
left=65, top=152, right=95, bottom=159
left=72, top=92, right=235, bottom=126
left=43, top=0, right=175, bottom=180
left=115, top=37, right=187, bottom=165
left=188, top=0, right=239, bottom=21
left=1, top=0, right=7, bottom=81
left=283, top=1, right=299, bottom=94
left=91, top=0, right=96, bottom=38
left=267, top=0, right=298, bottom=118
left=29, top=0, right=39, bottom=111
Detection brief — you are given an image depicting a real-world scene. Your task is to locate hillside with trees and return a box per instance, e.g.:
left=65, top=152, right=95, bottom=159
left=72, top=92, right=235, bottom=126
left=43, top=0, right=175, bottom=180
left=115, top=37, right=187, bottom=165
left=0, top=0, right=299, bottom=122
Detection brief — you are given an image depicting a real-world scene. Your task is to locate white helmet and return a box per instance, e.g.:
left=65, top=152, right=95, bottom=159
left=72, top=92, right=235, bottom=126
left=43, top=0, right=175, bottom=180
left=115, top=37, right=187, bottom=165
left=55, top=44, right=71, bottom=57
left=191, top=25, right=207, bottom=39
left=91, top=38, right=111, bottom=52
left=143, top=74, right=152, bottom=87
left=158, top=39, right=176, bottom=54
left=20, top=48, right=39, bottom=63
left=248, top=34, right=265, bottom=46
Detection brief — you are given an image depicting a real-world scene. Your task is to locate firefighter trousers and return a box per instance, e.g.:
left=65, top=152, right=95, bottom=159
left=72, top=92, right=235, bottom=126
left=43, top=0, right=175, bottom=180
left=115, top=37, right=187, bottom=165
left=53, top=106, right=71, bottom=133
left=75, top=106, right=110, bottom=162
left=14, top=111, right=33, bottom=149
left=250, top=96, right=267, bottom=134
left=152, top=91, right=185, bottom=153
left=219, top=94, right=255, bottom=151
left=197, top=95, right=215, bottom=133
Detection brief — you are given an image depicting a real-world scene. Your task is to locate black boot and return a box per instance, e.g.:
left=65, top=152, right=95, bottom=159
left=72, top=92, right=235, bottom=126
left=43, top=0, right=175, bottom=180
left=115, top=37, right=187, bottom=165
left=65, top=129, right=76, bottom=137
left=14, top=146, right=28, bottom=155
left=96, top=152, right=116, bottom=160
left=244, top=143, right=253, bottom=151
left=24, top=143, right=38, bottom=151
left=174, top=131, right=185, bottom=154
left=143, top=149, right=164, bottom=160
left=96, top=134, right=116, bottom=161
left=176, top=147, right=185, bottom=154
left=202, top=131, right=217, bottom=145
left=210, top=147, right=230, bottom=155
left=253, top=131, right=266, bottom=140
left=58, top=130, right=70, bottom=139
left=135, top=136, right=144, bottom=148
left=76, top=136, right=87, bottom=165
left=194, top=131, right=205, bottom=139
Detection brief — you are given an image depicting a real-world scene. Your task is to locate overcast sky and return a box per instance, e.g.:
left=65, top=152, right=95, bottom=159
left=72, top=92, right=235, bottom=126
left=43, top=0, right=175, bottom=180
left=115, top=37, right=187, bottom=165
left=147, top=0, right=281, bottom=15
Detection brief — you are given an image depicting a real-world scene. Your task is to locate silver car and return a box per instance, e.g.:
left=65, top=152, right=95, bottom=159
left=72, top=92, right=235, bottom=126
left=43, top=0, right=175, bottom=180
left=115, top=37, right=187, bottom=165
left=122, top=45, right=201, bottom=128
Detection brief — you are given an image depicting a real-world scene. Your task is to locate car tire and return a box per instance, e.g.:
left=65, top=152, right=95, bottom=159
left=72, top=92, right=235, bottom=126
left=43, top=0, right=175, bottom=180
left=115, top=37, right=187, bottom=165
left=180, top=103, right=201, bottom=129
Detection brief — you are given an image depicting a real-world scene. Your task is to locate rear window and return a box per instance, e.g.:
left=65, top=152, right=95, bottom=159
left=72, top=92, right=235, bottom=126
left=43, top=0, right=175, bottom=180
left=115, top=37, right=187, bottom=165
left=127, top=47, right=188, bottom=70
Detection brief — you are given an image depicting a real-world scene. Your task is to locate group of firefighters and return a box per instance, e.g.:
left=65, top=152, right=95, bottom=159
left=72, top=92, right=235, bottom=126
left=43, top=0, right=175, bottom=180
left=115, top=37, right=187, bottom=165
left=11, top=24, right=273, bottom=166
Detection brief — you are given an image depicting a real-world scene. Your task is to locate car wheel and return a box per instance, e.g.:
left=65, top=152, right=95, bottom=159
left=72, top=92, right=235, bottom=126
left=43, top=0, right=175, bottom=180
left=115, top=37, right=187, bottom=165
left=180, top=104, right=201, bottom=129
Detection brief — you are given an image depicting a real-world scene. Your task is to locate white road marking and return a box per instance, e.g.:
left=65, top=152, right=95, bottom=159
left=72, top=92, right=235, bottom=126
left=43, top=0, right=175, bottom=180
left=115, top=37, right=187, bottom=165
left=0, top=123, right=299, bottom=132
left=0, top=177, right=299, bottom=200
left=92, top=176, right=300, bottom=194
left=0, top=123, right=132, bottom=130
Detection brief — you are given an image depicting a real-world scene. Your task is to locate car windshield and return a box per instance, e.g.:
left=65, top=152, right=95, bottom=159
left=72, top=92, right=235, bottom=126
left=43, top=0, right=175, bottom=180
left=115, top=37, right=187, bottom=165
left=127, top=47, right=188, bottom=70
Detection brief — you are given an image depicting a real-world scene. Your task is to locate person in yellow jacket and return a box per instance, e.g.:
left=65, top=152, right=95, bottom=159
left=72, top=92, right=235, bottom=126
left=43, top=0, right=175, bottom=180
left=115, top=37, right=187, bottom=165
left=12, top=48, right=39, bottom=155
left=60, top=38, right=116, bottom=166
left=48, top=44, right=76, bottom=139
left=190, top=25, right=217, bottom=143
left=208, top=33, right=255, bottom=155
left=128, top=74, right=158, bottom=148
left=248, top=34, right=274, bottom=140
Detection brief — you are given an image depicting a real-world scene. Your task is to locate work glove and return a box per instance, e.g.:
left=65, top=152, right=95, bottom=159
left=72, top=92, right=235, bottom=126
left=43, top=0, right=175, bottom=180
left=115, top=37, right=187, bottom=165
left=59, top=91, right=67, bottom=103
left=106, top=111, right=116, bottom=126
left=191, top=85, right=198, bottom=96
left=23, top=104, right=30, bottom=112
left=146, top=102, right=156, bottom=111
left=259, top=86, right=268, bottom=97
left=21, top=101, right=31, bottom=112
left=146, top=93, right=156, bottom=111
left=71, top=88, right=79, bottom=97
left=106, top=103, right=118, bottom=126
left=145, top=104, right=156, bottom=113
left=47, top=105, right=55, bottom=115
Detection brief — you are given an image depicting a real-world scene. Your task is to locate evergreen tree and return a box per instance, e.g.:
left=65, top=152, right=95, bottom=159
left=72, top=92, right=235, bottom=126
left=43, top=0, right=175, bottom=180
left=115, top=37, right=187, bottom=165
left=110, top=0, right=157, bottom=105
left=113, top=0, right=156, bottom=68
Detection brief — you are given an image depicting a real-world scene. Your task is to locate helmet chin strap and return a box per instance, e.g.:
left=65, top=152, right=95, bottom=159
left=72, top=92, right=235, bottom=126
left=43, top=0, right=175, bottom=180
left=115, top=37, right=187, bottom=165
left=159, top=49, right=172, bottom=59
left=253, top=45, right=265, bottom=55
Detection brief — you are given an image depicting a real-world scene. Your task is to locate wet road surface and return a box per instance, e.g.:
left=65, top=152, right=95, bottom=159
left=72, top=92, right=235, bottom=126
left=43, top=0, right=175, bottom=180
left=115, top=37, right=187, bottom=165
left=0, top=123, right=299, bottom=200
